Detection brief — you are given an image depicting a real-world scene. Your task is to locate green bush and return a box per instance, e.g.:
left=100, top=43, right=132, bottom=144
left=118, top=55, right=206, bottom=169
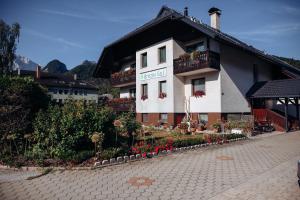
left=172, top=137, right=205, bottom=147
left=100, top=147, right=123, bottom=160
left=32, top=101, right=118, bottom=160
left=0, top=76, right=50, bottom=156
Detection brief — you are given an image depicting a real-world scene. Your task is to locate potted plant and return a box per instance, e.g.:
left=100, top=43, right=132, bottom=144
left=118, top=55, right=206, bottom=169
left=141, top=95, right=148, bottom=101
left=212, top=122, right=221, bottom=133
left=179, top=53, right=191, bottom=61
left=190, top=121, right=197, bottom=133
left=194, top=90, right=205, bottom=98
left=178, top=122, right=189, bottom=134
left=159, top=92, right=167, bottom=99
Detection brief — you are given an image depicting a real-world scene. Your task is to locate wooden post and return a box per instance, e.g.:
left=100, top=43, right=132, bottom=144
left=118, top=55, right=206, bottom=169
left=284, top=98, right=289, bottom=132
left=295, top=97, right=300, bottom=129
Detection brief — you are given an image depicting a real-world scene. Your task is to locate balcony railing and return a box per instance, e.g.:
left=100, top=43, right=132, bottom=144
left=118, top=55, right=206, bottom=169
left=111, top=69, right=136, bottom=86
left=173, top=51, right=220, bottom=75
left=108, top=97, right=136, bottom=112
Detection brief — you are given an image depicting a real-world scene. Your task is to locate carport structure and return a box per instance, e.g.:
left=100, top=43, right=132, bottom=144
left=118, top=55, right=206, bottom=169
left=247, top=79, right=300, bottom=132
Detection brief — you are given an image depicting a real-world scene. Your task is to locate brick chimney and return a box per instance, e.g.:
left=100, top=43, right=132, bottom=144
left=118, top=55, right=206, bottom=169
left=208, top=7, right=221, bottom=30
left=36, top=65, right=41, bottom=79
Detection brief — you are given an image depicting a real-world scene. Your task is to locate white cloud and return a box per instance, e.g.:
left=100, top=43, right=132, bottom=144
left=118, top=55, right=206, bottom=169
left=229, top=23, right=300, bottom=37
left=24, top=28, right=86, bottom=49
left=37, top=8, right=145, bottom=25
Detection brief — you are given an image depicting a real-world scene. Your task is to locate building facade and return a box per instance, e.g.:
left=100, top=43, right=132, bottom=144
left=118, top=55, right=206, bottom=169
left=94, top=6, right=300, bottom=130
left=17, top=66, right=99, bottom=104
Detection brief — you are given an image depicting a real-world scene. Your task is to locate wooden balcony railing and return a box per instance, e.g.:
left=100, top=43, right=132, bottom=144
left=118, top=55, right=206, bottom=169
left=173, top=51, right=220, bottom=75
left=108, top=97, right=136, bottom=112
left=111, top=69, right=136, bottom=86
left=253, top=108, right=285, bottom=131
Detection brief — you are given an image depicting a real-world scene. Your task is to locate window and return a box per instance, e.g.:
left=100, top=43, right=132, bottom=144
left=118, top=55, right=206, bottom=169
left=187, top=42, right=205, bottom=53
left=130, top=63, right=136, bottom=69
left=159, top=80, right=167, bottom=98
left=64, top=90, right=68, bottom=95
left=79, top=90, right=83, bottom=95
left=141, top=84, right=148, bottom=99
left=198, top=113, right=208, bottom=125
left=142, top=113, right=148, bottom=123
left=74, top=90, right=78, bottom=95
left=53, top=89, right=58, bottom=94
left=59, top=89, right=63, bottom=94
left=192, top=78, right=205, bottom=96
left=160, top=113, right=168, bottom=123
left=158, top=46, right=166, bottom=63
left=129, top=88, right=136, bottom=98
left=84, top=90, right=87, bottom=96
left=141, top=53, right=147, bottom=68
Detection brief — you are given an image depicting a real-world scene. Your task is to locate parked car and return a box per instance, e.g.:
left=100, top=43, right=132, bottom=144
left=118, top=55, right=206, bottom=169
left=298, top=160, right=300, bottom=186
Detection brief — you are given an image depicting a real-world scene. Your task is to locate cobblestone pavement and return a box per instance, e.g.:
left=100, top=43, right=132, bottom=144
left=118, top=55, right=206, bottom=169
left=1, top=132, right=300, bottom=200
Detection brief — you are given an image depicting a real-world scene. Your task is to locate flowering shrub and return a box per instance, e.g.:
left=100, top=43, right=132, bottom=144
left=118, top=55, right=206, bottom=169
left=159, top=92, right=167, bottom=99
left=141, top=95, right=148, bottom=101
left=111, top=69, right=136, bottom=79
left=130, top=138, right=173, bottom=157
left=108, top=97, right=135, bottom=105
left=178, top=123, right=188, bottom=130
left=194, top=90, right=205, bottom=98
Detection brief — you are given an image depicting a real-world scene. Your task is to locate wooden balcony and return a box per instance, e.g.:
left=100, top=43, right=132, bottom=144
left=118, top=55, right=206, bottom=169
left=108, top=98, right=136, bottom=112
left=173, top=51, right=220, bottom=76
left=111, top=69, right=136, bottom=87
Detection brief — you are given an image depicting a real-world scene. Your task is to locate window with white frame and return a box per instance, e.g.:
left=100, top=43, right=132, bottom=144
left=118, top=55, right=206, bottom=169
left=141, top=52, right=147, bottom=68
left=158, top=46, right=166, bottom=63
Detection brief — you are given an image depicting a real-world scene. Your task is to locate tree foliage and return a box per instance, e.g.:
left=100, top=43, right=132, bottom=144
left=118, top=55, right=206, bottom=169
left=0, top=20, right=20, bottom=75
left=0, top=76, right=50, bottom=156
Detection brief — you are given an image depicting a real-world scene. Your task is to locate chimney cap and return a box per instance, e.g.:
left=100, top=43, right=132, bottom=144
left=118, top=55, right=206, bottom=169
left=208, top=7, right=221, bottom=15
left=184, top=7, right=188, bottom=16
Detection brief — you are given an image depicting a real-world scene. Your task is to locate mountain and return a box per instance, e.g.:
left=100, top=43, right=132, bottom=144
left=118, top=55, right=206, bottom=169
left=13, top=55, right=40, bottom=71
left=43, top=59, right=68, bottom=73
left=69, top=60, right=96, bottom=80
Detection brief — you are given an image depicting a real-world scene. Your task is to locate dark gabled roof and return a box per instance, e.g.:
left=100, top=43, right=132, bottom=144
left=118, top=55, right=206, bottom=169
left=247, top=79, right=300, bottom=98
left=94, top=6, right=300, bottom=78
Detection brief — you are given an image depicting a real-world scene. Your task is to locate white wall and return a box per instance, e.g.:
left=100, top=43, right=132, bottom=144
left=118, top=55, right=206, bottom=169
left=220, top=44, right=273, bottom=113
left=184, top=72, right=221, bottom=112
left=120, top=86, right=135, bottom=98
left=49, top=90, right=98, bottom=103
left=136, top=38, right=175, bottom=113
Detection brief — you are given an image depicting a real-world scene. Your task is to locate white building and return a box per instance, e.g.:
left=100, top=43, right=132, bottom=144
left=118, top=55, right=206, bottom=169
left=17, top=66, right=99, bottom=104
left=94, top=6, right=300, bottom=131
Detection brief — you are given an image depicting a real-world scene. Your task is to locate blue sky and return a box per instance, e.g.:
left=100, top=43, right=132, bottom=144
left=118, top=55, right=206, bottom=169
left=1, top=0, right=300, bottom=69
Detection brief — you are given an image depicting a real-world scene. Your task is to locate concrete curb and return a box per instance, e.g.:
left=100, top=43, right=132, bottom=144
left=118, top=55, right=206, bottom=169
left=0, top=136, right=248, bottom=171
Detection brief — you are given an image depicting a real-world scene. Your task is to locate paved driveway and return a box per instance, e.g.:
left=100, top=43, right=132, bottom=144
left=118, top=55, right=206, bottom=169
left=1, top=132, right=300, bottom=200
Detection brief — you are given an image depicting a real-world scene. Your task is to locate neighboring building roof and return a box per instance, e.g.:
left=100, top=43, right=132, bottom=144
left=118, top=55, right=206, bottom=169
left=14, top=69, right=98, bottom=90
left=247, top=79, right=300, bottom=98
left=94, top=6, right=300, bottom=78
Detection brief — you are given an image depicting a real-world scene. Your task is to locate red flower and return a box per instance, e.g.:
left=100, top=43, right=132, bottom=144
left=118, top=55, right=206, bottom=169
left=141, top=95, right=148, bottom=101
left=194, top=90, right=205, bottom=98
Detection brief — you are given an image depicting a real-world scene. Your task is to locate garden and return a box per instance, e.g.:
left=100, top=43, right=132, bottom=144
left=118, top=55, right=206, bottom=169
left=0, top=76, right=248, bottom=168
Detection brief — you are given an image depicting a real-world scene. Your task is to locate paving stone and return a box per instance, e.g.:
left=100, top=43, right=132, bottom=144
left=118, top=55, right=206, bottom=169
left=1, top=132, right=299, bottom=200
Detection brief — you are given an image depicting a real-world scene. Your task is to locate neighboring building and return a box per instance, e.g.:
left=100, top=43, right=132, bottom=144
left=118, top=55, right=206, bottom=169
left=16, top=66, right=99, bottom=104
left=94, top=6, right=300, bottom=131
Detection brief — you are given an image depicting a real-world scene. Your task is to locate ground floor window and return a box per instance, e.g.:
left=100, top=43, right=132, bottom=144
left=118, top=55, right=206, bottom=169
left=159, top=113, right=168, bottom=123
left=129, top=88, right=136, bottom=98
left=198, top=113, right=208, bottom=125
left=192, top=78, right=205, bottom=96
left=142, top=113, right=148, bottom=123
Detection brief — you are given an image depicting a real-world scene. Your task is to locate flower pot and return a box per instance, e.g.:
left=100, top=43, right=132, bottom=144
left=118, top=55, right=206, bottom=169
left=190, top=128, right=196, bottom=132
left=180, top=129, right=188, bottom=134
